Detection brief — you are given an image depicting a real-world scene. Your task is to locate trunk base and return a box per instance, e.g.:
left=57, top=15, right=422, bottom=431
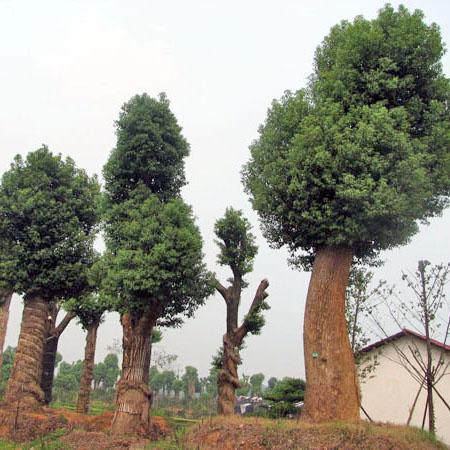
left=111, top=311, right=156, bottom=436
left=4, top=297, right=48, bottom=409
left=303, top=246, right=360, bottom=422
left=111, top=380, right=153, bottom=435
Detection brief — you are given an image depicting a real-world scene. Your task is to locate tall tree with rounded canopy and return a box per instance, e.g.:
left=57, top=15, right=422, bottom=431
left=0, top=147, right=99, bottom=409
left=102, top=93, right=212, bottom=436
left=243, top=5, right=450, bottom=421
left=214, top=207, right=270, bottom=414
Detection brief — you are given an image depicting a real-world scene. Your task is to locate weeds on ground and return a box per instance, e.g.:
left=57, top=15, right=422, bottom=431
left=0, top=429, right=67, bottom=450
left=146, top=415, right=196, bottom=450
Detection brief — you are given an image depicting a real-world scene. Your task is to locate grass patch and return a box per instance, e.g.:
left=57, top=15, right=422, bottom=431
left=146, top=415, right=198, bottom=450
left=49, top=400, right=114, bottom=415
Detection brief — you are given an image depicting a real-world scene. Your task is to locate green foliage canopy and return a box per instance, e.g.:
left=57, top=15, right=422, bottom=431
left=249, top=372, right=265, bottom=396
left=0, top=147, right=100, bottom=299
left=101, top=93, right=212, bottom=323
left=66, top=293, right=105, bottom=330
left=263, top=377, right=305, bottom=417
left=103, top=93, right=189, bottom=203
left=214, top=207, right=258, bottom=278
left=0, top=346, right=15, bottom=392
left=243, top=5, right=450, bottom=268
left=100, top=190, right=212, bottom=324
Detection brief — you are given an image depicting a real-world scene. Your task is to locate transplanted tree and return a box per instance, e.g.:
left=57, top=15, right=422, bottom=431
left=101, top=93, right=212, bottom=435
left=243, top=5, right=450, bottom=421
left=0, top=147, right=99, bottom=409
left=41, top=303, right=77, bottom=404
left=214, top=207, right=270, bottom=414
left=64, top=293, right=106, bottom=414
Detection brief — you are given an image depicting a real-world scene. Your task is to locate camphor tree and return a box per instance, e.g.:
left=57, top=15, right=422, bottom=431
left=40, top=303, right=77, bottom=404
left=101, top=93, right=212, bottom=435
left=214, top=207, right=270, bottom=414
left=0, top=147, right=99, bottom=409
left=243, top=5, right=450, bottom=421
left=65, top=293, right=106, bottom=414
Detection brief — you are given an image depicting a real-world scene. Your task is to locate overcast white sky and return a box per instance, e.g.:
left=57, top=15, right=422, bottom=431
left=1, top=0, right=449, bottom=380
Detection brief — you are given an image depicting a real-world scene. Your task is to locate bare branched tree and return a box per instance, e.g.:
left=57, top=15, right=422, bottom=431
left=369, top=261, right=450, bottom=436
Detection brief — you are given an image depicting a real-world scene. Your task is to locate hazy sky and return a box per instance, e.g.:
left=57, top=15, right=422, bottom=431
left=1, top=0, right=449, bottom=380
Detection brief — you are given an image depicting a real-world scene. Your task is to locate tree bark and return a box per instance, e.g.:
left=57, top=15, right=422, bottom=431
left=111, top=310, right=157, bottom=436
left=41, top=335, right=59, bottom=404
left=0, top=291, right=13, bottom=373
left=41, top=308, right=75, bottom=404
left=217, top=333, right=241, bottom=414
left=217, top=279, right=269, bottom=415
left=41, top=303, right=58, bottom=404
left=4, top=296, right=48, bottom=409
left=76, top=321, right=99, bottom=413
left=303, top=245, right=360, bottom=422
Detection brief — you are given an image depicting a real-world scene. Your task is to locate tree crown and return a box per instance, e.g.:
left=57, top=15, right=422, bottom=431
left=243, top=6, right=450, bottom=268
left=103, top=93, right=189, bottom=203
left=214, top=207, right=258, bottom=279
left=0, top=147, right=99, bottom=299
left=100, top=189, right=213, bottom=323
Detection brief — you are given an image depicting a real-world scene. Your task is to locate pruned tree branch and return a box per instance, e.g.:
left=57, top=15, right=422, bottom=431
left=214, top=279, right=229, bottom=303
left=52, top=311, right=76, bottom=338
left=235, top=278, right=269, bottom=342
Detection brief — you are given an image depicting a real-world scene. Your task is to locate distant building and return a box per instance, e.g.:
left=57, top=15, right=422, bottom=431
left=234, top=395, right=265, bottom=415
left=359, top=329, right=450, bottom=445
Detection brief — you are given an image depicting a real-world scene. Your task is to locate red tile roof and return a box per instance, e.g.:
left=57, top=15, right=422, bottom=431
left=360, top=328, right=450, bottom=353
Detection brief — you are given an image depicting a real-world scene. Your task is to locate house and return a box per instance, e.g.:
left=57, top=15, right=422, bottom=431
left=359, top=328, right=450, bottom=445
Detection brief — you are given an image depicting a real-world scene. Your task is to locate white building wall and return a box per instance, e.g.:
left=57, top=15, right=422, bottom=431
left=360, top=335, right=450, bottom=445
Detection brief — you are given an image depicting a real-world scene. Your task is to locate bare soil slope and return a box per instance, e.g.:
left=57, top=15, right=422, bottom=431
left=183, top=416, right=447, bottom=450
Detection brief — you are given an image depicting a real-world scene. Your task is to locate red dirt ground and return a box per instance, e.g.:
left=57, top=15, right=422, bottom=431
left=183, top=416, right=448, bottom=450
left=0, top=406, right=170, bottom=448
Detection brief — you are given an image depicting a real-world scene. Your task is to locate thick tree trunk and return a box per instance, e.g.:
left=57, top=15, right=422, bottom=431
left=111, top=310, right=156, bottom=436
left=0, top=291, right=13, bottom=373
left=76, top=321, right=99, bottom=413
left=303, top=245, right=360, bottom=422
left=4, top=296, right=48, bottom=409
left=217, top=334, right=241, bottom=414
